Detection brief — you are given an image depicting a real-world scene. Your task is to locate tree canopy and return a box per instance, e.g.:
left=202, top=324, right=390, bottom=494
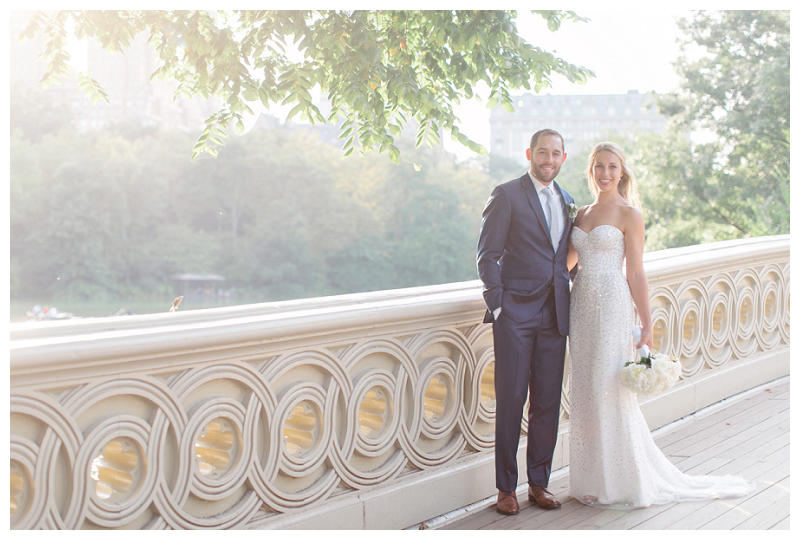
left=633, top=10, right=789, bottom=248
left=10, top=84, right=500, bottom=306
left=21, top=9, right=594, bottom=161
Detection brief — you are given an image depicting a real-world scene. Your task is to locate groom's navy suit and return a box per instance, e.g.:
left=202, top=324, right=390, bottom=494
left=477, top=171, right=574, bottom=492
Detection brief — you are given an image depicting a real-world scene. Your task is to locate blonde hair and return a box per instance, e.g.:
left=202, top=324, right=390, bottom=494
left=586, top=141, right=641, bottom=208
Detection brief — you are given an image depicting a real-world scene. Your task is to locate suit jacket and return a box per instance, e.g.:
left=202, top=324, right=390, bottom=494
left=476, top=172, right=575, bottom=336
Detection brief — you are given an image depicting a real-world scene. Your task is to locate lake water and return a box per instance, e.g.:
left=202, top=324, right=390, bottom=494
left=10, top=297, right=257, bottom=323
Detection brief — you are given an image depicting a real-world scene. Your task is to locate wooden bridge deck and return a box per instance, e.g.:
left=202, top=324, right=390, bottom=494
left=432, top=378, right=789, bottom=530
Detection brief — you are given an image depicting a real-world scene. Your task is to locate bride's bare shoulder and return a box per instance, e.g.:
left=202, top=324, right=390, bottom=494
left=573, top=204, right=591, bottom=225
left=619, top=204, right=644, bottom=232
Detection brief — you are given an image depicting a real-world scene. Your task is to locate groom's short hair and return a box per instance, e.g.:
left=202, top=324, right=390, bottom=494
left=530, top=129, right=565, bottom=152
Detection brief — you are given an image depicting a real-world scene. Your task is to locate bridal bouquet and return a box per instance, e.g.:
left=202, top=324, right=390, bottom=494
left=620, top=327, right=681, bottom=395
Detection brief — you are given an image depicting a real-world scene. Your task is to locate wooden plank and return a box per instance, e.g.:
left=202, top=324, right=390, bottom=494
left=655, top=457, right=788, bottom=530
left=675, top=450, right=786, bottom=530
left=658, top=388, right=781, bottom=445
left=657, top=406, right=759, bottom=452
left=733, top=490, right=790, bottom=530
left=669, top=410, right=788, bottom=471
left=443, top=501, right=514, bottom=530
left=679, top=456, right=736, bottom=476
left=561, top=505, right=633, bottom=530
left=481, top=500, right=568, bottom=530
left=664, top=499, right=748, bottom=530
left=664, top=403, right=787, bottom=459
left=770, top=517, right=790, bottom=530
left=698, top=466, right=789, bottom=529
left=442, top=505, right=499, bottom=530
left=715, top=415, right=789, bottom=459
left=517, top=497, right=597, bottom=528
left=758, top=437, right=791, bottom=464
left=438, top=379, right=789, bottom=531
left=701, top=447, right=765, bottom=476
left=658, top=388, right=787, bottom=456
left=594, top=500, right=678, bottom=530
left=631, top=499, right=714, bottom=530
left=703, top=446, right=783, bottom=482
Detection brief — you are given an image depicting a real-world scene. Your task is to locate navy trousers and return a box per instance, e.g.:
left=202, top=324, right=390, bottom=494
left=492, top=291, right=567, bottom=491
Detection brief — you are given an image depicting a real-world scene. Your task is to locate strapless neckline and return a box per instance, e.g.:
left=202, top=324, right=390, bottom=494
left=573, top=224, right=623, bottom=236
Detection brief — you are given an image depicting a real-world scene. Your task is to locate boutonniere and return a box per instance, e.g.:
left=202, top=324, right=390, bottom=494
left=567, top=203, right=579, bottom=221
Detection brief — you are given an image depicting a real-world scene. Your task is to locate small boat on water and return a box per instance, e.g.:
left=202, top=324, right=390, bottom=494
left=26, top=305, right=74, bottom=321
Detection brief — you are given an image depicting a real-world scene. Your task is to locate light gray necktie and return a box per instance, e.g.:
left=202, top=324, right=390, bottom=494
left=543, top=187, right=559, bottom=248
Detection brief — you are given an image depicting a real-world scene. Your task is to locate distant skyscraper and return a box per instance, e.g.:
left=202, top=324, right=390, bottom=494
left=490, top=90, right=667, bottom=164
left=79, top=32, right=217, bottom=132
left=9, top=11, right=218, bottom=133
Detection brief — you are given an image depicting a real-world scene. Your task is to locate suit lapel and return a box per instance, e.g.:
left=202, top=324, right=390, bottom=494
left=552, top=181, right=571, bottom=249
left=521, top=173, right=551, bottom=240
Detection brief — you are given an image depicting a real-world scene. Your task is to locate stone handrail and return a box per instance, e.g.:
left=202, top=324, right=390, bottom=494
left=9, top=235, right=790, bottom=529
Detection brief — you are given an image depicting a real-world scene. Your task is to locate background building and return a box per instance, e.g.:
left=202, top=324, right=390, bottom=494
left=10, top=10, right=217, bottom=133
left=490, top=90, right=667, bottom=164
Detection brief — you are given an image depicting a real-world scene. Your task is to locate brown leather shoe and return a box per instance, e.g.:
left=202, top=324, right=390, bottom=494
left=528, top=486, right=561, bottom=509
left=496, top=490, right=520, bottom=515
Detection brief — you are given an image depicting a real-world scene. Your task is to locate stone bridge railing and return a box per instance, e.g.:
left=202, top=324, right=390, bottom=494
left=10, top=235, right=790, bottom=529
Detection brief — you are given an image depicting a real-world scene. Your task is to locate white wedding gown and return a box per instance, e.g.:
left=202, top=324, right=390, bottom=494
left=568, top=225, right=754, bottom=508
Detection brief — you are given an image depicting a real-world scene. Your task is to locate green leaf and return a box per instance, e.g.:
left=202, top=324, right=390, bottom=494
left=285, top=103, right=305, bottom=122
left=242, top=87, right=259, bottom=101
left=26, top=9, right=595, bottom=162
left=77, top=72, right=110, bottom=105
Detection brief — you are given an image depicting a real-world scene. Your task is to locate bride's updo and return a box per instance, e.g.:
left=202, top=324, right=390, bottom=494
left=586, top=142, right=641, bottom=208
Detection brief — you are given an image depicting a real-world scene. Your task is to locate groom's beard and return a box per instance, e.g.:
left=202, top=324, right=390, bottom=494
left=531, top=161, right=562, bottom=184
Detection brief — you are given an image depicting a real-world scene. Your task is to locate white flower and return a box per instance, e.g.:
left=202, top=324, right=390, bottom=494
left=651, top=355, right=670, bottom=375
left=568, top=203, right=579, bottom=220
left=620, top=350, right=681, bottom=395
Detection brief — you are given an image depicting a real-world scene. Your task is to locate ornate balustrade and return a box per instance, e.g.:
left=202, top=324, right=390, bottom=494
left=10, top=235, right=789, bottom=529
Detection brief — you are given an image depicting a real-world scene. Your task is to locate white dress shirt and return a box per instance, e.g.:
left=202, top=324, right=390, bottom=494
left=529, top=172, right=563, bottom=247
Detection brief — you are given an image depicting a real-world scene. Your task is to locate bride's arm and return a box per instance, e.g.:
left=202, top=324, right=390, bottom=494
left=567, top=206, right=587, bottom=271
left=567, top=242, right=578, bottom=271
left=623, top=207, right=654, bottom=350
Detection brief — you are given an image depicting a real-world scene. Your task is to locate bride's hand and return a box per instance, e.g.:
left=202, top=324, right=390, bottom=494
left=635, top=325, right=654, bottom=350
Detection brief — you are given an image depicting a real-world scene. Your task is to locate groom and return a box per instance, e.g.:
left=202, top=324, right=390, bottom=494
left=476, top=129, right=574, bottom=515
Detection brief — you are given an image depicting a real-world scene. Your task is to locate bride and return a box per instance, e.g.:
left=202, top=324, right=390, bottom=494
left=565, top=142, right=754, bottom=508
